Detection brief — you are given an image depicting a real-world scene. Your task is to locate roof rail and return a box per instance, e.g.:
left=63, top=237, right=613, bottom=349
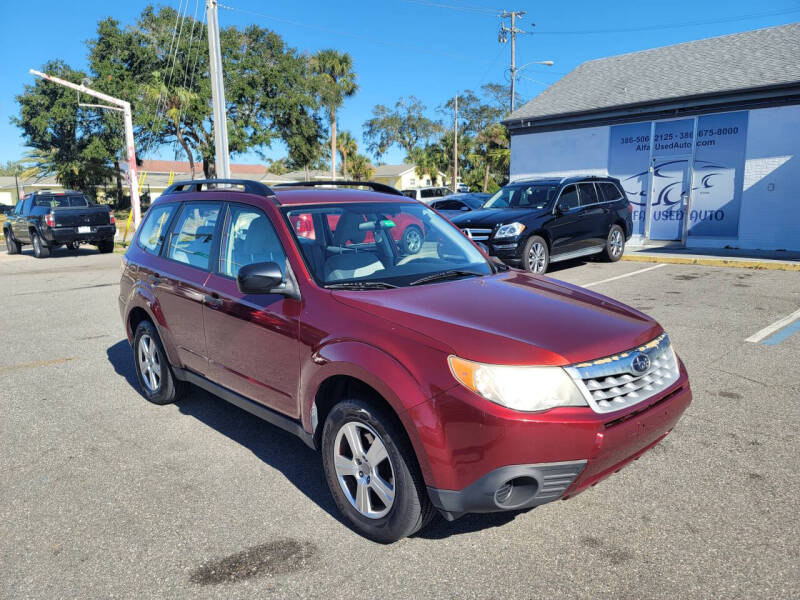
left=162, top=179, right=275, bottom=197
left=273, top=180, right=405, bottom=197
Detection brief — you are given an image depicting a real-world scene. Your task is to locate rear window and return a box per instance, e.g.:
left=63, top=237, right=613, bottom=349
left=577, top=183, right=599, bottom=206
left=34, top=195, right=89, bottom=208
left=598, top=182, right=624, bottom=202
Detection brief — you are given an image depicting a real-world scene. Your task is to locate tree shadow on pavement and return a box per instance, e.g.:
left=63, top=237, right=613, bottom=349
left=106, top=338, right=523, bottom=541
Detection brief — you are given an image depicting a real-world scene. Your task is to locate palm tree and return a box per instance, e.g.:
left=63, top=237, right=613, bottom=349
left=310, top=50, right=358, bottom=180
left=336, top=130, right=358, bottom=179
left=349, top=153, right=374, bottom=181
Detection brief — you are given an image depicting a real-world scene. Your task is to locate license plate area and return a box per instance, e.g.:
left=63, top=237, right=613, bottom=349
left=78, top=226, right=92, bottom=234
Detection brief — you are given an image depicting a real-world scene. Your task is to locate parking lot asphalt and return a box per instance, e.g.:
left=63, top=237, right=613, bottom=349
left=1, top=245, right=798, bottom=600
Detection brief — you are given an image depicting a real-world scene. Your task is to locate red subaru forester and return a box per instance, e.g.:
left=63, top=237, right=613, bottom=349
left=118, top=179, right=692, bottom=543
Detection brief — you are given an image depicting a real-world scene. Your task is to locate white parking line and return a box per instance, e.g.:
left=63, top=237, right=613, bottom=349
left=583, top=263, right=668, bottom=288
left=745, top=308, right=800, bottom=343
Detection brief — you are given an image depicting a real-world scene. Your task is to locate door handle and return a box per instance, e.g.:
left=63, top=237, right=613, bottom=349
left=203, top=294, right=223, bottom=309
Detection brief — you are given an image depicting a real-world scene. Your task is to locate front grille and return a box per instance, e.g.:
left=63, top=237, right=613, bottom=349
left=459, top=227, right=493, bottom=241
left=565, top=333, right=679, bottom=414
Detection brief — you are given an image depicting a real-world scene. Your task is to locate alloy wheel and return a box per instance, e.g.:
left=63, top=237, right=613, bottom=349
left=137, top=334, right=162, bottom=392
left=610, top=229, right=624, bottom=257
left=333, top=421, right=396, bottom=519
left=404, top=227, right=423, bottom=254
left=528, top=242, right=547, bottom=273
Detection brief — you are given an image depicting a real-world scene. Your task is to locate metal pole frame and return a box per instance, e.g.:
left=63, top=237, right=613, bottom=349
left=29, top=69, right=142, bottom=227
left=206, top=0, right=231, bottom=179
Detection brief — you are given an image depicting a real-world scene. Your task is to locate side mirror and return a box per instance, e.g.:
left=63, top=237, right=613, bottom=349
left=460, top=205, right=470, bottom=211
left=237, top=261, right=285, bottom=295
left=555, top=203, right=567, bottom=215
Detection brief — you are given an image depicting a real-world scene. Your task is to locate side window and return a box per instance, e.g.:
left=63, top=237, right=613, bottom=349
left=557, top=185, right=579, bottom=211
left=598, top=182, right=623, bottom=202
left=219, top=205, right=287, bottom=278
left=167, top=202, right=221, bottom=270
left=137, top=203, right=177, bottom=255
left=578, top=183, right=600, bottom=206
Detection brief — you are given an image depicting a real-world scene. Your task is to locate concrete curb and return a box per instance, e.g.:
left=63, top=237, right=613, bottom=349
left=621, top=253, right=800, bottom=271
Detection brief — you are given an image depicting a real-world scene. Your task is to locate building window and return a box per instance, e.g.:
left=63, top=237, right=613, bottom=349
left=409, top=178, right=415, bottom=186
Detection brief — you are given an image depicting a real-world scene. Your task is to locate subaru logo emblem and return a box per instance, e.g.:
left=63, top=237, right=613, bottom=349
left=631, top=353, right=651, bottom=374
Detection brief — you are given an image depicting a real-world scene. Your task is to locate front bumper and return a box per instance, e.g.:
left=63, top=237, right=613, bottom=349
left=412, top=364, right=692, bottom=518
left=42, top=225, right=115, bottom=244
left=488, top=238, right=523, bottom=263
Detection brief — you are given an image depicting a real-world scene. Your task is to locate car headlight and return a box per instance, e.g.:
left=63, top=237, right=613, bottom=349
left=448, top=355, right=587, bottom=412
left=494, top=222, right=525, bottom=239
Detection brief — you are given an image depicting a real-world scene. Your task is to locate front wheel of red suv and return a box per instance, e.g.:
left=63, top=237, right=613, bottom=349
left=321, top=398, right=435, bottom=543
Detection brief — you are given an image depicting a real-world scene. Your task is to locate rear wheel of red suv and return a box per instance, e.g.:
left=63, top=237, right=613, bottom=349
left=133, top=320, right=185, bottom=405
left=322, top=398, right=435, bottom=543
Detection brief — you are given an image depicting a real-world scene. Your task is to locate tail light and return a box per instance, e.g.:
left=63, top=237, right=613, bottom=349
left=109, top=212, right=116, bottom=225
left=44, top=213, right=55, bottom=227
left=628, top=203, right=633, bottom=213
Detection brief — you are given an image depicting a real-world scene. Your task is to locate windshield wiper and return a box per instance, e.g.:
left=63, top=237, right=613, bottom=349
left=409, top=270, right=483, bottom=286
left=324, top=281, right=398, bottom=290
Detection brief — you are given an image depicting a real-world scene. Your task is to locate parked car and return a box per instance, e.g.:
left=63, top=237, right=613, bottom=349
left=401, top=186, right=453, bottom=202
left=3, top=190, right=116, bottom=258
left=429, top=193, right=491, bottom=219
left=450, top=176, right=633, bottom=274
left=289, top=210, right=426, bottom=255
left=455, top=183, right=470, bottom=193
left=119, top=178, right=691, bottom=543
left=0, top=204, right=14, bottom=215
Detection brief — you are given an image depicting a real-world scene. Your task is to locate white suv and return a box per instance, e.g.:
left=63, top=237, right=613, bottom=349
left=401, top=187, right=453, bottom=203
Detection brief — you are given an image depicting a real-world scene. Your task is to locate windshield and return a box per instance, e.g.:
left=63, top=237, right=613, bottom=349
left=284, top=202, right=493, bottom=288
left=484, top=183, right=559, bottom=210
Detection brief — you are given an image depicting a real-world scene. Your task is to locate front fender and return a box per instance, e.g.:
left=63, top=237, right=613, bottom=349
left=299, top=339, right=448, bottom=485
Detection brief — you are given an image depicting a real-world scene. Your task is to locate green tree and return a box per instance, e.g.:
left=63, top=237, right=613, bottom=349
left=310, top=49, right=358, bottom=180
left=12, top=60, right=115, bottom=196
left=363, top=96, right=441, bottom=159
left=336, top=130, right=358, bottom=179
left=86, top=7, right=323, bottom=178
left=348, top=153, right=374, bottom=181
left=265, top=157, right=289, bottom=175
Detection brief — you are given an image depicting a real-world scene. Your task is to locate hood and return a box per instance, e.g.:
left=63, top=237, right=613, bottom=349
left=450, top=207, right=547, bottom=228
left=331, top=272, right=662, bottom=365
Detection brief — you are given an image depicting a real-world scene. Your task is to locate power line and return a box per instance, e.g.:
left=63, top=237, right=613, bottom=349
left=219, top=3, right=499, bottom=65
left=535, top=8, right=800, bottom=35
left=398, top=0, right=501, bottom=14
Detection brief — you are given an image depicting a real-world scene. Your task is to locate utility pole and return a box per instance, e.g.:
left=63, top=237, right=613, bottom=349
left=453, top=94, right=458, bottom=191
left=30, top=69, right=143, bottom=227
left=499, top=10, right=531, bottom=114
left=206, top=0, right=231, bottom=179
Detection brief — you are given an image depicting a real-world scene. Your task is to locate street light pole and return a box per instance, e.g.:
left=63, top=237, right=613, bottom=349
left=206, top=0, right=231, bottom=179
left=29, top=69, right=142, bottom=227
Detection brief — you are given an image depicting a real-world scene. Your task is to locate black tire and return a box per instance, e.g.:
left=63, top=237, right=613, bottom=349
left=132, top=320, right=185, bottom=405
left=603, top=224, right=625, bottom=262
left=4, top=229, right=21, bottom=254
left=322, top=398, right=436, bottom=543
left=31, top=232, right=50, bottom=258
left=98, top=239, right=114, bottom=254
left=401, top=225, right=424, bottom=255
left=521, top=235, right=549, bottom=274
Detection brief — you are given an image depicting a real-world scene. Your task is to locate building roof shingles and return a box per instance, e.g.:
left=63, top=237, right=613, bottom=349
left=506, top=23, right=800, bottom=123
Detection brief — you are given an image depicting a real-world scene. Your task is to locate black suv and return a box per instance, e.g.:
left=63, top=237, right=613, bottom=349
left=449, top=176, right=633, bottom=274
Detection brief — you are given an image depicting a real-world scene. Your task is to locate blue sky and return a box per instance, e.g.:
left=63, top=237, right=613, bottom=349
left=1, top=0, right=798, bottom=166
